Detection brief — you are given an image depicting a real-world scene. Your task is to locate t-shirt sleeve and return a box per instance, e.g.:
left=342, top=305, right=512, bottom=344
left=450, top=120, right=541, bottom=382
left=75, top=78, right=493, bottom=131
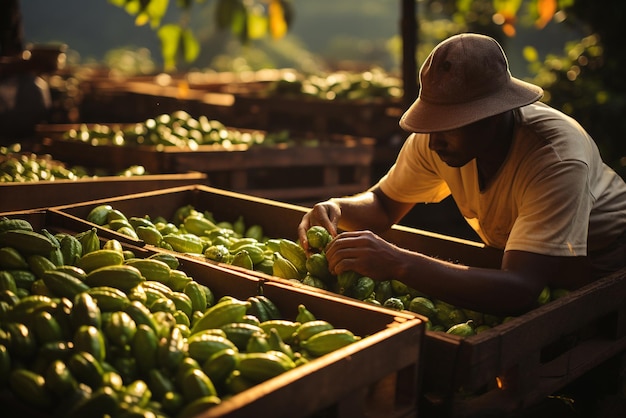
left=378, top=133, right=452, bottom=203
left=506, top=159, right=591, bottom=256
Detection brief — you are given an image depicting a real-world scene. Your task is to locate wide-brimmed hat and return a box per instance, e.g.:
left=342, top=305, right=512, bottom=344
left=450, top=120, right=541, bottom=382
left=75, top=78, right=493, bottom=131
left=399, top=33, right=544, bottom=133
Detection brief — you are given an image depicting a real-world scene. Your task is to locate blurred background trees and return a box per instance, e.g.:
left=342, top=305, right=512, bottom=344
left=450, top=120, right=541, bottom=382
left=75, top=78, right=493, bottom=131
left=19, top=0, right=626, bottom=175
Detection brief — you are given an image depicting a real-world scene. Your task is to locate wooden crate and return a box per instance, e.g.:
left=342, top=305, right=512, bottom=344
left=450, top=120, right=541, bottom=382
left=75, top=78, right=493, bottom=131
left=420, top=269, right=626, bottom=417
left=46, top=185, right=626, bottom=416
left=78, top=68, right=287, bottom=96
left=77, top=74, right=236, bottom=124
left=0, top=172, right=209, bottom=213
left=169, top=137, right=375, bottom=203
left=77, top=71, right=407, bottom=143
left=232, top=95, right=406, bottom=142
left=34, top=125, right=376, bottom=205
left=74, top=73, right=407, bottom=184
left=33, top=126, right=175, bottom=173
left=1, top=209, right=424, bottom=418
left=50, top=184, right=501, bottom=268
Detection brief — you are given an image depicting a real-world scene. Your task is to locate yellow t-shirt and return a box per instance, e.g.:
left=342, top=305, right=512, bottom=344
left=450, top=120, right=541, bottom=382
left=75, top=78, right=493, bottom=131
left=378, top=102, right=626, bottom=255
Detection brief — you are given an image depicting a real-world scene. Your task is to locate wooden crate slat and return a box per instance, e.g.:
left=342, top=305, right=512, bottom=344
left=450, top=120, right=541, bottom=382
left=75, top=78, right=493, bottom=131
left=0, top=173, right=209, bottom=213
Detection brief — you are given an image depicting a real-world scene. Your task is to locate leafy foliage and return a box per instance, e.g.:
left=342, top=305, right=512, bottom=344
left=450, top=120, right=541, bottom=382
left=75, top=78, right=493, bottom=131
left=108, top=0, right=293, bottom=71
left=543, top=0, right=626, bottom=175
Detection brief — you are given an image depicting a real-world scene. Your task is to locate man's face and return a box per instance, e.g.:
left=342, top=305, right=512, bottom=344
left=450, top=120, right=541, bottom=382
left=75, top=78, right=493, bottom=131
left=427, top=115, right=500, bottom=167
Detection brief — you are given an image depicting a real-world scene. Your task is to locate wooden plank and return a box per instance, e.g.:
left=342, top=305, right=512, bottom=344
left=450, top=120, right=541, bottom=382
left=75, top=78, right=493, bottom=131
left=450, top=338, right=626, bottom=417
left=169, top=140, right=375, bottom=172
left=420, top=331, right=463, bottom=394
left=497, top=269, right=626, bottom=369
left=0, top=173, right=209, bottom=213
left=34, top=125, right=376, bottom=201
left=452, top=269, right=626, bottom=391
left=232, top=95, right=404, bottom=139
left=33, top=137, right=172, bottom=173
left=240, top=184, right=370, bottom=203
left=419, top=269, right=626, bottom=417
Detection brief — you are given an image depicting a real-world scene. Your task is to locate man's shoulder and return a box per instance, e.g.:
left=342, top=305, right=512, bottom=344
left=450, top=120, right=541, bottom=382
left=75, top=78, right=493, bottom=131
left=518, top=101, right=563, bottom=122
left=509, top=103, right=598, bottom=178
left=518, top=102, right=582, bottom=131
left=516, top=102, right=591, bottom=147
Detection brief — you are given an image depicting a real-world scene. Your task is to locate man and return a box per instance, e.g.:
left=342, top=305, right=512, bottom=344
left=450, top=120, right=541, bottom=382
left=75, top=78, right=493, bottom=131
left=297, top=33, right=626, bottom=316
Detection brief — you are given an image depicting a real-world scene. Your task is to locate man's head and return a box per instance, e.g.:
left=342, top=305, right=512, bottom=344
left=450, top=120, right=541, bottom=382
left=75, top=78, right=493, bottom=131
left=400, top=33, right=543, bottom=133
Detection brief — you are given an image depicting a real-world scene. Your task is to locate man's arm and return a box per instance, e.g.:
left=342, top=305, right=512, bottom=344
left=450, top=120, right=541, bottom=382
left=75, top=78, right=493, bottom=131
left=334, top=186, right=415, bottom=233
left=324, top=230, right=589, bottom=315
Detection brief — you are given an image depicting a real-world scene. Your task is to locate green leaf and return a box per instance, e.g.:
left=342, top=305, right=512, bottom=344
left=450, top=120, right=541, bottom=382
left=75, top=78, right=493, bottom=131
left=456, top=0, right=473, bottom=14
left=523, top=45, right=539, bottom=62
left=147, top=0, right=169, bottom=28
left=135, top=12, right=150, bottom=26
left=181, top=29, right=200, bottom=63
left=248, top=7, right=268, bottom=39
left=158, top=24, right=183, bottom=71
left=124, top=0, right=141, bottom=15
left=492, top=0, right=523, bottom=16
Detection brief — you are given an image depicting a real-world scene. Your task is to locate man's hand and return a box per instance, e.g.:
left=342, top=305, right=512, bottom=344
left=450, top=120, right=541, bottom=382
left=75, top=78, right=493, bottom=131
left=297, top=200, right=341, bottom=254
left=324, top=230, right=404, bottom=280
